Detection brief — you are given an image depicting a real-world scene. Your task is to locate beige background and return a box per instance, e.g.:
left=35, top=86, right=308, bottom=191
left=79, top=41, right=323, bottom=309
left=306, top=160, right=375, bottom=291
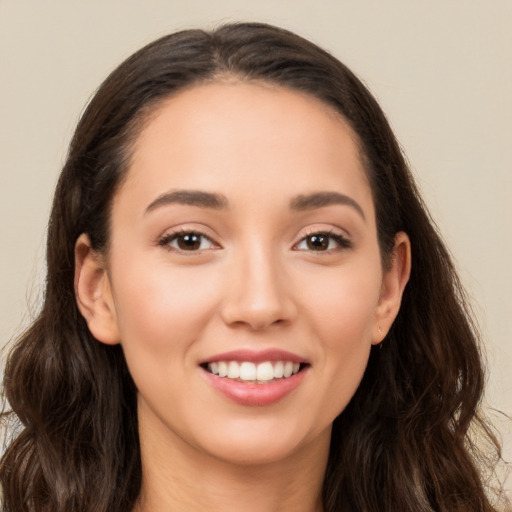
left=1, top=0, right=511, bottom=484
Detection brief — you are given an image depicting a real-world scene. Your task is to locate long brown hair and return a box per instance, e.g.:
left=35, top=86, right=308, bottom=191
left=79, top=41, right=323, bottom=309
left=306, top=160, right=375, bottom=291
left=1, top=22, right=507, bottom=511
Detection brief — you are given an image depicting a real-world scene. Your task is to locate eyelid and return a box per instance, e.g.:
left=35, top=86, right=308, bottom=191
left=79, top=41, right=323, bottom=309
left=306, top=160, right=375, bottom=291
left=292, top=227, right=352, bottom=252
left=157, top=226, right=221, bottom=253
left=156, top=224, right=352, bottom=254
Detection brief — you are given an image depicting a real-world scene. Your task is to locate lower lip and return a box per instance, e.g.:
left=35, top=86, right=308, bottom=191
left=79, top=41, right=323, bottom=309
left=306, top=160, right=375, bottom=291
left=202, top=367, right=308, bottom=406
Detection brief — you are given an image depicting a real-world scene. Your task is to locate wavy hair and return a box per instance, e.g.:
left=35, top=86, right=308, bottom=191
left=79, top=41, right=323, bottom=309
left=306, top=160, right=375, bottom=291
left=1, top=22, right=507, bottom=511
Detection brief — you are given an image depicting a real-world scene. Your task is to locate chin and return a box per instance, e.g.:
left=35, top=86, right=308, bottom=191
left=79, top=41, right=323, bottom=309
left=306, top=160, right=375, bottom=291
left=196, top=418, right=331, bottom=468
left=207, top=440, right=303, bottom=467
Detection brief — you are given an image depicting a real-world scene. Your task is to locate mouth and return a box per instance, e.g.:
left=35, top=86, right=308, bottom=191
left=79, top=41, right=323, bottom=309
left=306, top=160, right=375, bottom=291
left=201, top=360, right=308, bottom=384
left=199, top=349, right=310, bottom=405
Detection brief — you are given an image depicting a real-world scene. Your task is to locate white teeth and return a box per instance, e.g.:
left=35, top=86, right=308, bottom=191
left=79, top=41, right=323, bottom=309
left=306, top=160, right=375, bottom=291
left=256, top=361, right=274, bottom=381
left=227, top=361, right=240, bottom=379
left=206, top=360, right=302, bottom=382
left=239, top=362, right=256, bottom=380
left=274, top=361, right=284, bottom=378
left=218, top=361, right=228, bottom=377
left=210, top=362, right=219, bottom=375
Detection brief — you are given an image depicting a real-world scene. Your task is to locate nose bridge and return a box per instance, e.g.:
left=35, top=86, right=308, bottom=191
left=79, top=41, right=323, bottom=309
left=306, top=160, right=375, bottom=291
left=221, top=235, right=294, bottom=329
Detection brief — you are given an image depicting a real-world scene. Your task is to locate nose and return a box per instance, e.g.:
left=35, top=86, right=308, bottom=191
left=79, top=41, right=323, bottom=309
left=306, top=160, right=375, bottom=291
left=220, top=244, right=297, bottom=331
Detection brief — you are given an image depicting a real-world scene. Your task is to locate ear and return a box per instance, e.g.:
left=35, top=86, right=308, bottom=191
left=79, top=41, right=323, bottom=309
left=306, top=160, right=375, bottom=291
left=372, top=232, right=411, bottom=344
left=74, top=233, right=121, bottom=345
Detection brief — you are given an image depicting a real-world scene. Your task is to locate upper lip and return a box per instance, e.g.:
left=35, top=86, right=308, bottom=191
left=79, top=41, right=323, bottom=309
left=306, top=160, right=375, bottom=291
left=199, top=349, right=308, bottom=365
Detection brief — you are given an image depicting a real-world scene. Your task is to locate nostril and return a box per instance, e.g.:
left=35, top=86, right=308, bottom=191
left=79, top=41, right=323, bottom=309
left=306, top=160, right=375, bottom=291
left=223, top=313, right=290, bottom=331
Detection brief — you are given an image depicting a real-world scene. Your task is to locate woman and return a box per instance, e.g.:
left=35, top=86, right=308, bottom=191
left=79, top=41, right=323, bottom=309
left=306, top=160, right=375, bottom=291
left=0, top=22, right=507, bottom=512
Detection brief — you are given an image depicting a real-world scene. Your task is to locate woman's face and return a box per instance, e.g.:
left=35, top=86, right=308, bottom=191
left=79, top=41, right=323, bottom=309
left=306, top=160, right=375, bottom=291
left=78, top=81, right=408, bottom=466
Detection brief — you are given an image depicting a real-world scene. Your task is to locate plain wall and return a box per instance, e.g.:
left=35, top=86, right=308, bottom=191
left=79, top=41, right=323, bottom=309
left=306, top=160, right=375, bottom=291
left=1, top=0, right=511, bottom=483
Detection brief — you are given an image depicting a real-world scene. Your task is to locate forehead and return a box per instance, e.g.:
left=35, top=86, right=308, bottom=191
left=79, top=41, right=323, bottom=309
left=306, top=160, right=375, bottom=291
left=119, top=81, right=372, bottom=214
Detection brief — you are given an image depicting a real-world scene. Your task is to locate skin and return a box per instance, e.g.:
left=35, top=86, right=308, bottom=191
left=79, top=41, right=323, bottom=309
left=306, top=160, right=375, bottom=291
left=75, top=81, right=411, bottom=512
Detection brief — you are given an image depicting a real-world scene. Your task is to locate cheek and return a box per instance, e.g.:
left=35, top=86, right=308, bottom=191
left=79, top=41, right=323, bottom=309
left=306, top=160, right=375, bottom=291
left=110, top=259, right=222, bottom=356
left=312, top=281, right=377, bottom=380
left=299, top=257, right=382, bottom=342
left=296, top=257, right=382, bottom=413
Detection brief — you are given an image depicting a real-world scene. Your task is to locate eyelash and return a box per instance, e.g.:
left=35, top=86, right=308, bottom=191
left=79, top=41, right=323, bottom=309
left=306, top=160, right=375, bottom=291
left=158, top=230, right=218, bottom=253
left=158, top=229, right=352, bottom=254
left=293, top=230, right=352, bottom=252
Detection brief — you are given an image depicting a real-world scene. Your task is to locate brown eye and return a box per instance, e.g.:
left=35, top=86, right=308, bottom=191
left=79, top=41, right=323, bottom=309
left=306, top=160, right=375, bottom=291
left=176, top=233, right=202, bottom=250
left=160, top=231, right=216, bottom=252
left=294, top=232, right=351, bottom=252
left=306, top=234, right=330, bottom=251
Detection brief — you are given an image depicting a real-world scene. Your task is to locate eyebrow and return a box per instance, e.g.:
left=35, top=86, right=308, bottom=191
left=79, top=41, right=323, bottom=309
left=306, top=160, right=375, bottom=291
left=290, top=192, right=366, bottom=221
left=145, top=189, right=365, bottom=221
left=145, top=190, right=229, bottom=214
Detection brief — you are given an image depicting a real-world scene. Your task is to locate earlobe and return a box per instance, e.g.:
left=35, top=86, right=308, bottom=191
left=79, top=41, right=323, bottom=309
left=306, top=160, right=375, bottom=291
left=372, top=232, right=411, bottom=344
left=74, top=233, right=121, bottom=345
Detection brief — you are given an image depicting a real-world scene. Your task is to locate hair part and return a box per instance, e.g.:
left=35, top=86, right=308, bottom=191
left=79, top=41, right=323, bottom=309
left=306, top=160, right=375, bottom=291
left=1, top=22, right=507, bottom=512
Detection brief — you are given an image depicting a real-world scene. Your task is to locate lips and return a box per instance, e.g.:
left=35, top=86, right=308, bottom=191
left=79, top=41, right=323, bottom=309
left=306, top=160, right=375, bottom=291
left=206, top=360, right=302, bottom=382
left=200, top=349, right=309, bottom=406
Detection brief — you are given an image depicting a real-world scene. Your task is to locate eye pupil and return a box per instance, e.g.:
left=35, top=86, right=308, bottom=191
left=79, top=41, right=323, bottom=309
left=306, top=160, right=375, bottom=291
left=178, top=233, right=201, bottom=250
left=307, top=234, right=329, bottom=250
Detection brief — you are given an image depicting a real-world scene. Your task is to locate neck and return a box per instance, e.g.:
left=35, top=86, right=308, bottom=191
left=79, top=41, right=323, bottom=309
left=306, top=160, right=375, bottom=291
left=134, top=414, right=330, bottom=512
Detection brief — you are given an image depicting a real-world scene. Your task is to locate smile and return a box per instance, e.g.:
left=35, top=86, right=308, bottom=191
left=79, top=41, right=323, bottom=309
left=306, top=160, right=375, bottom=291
left=200, top=349, right=310, bottom=406
left=206, top=361, right=302, bottom=383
